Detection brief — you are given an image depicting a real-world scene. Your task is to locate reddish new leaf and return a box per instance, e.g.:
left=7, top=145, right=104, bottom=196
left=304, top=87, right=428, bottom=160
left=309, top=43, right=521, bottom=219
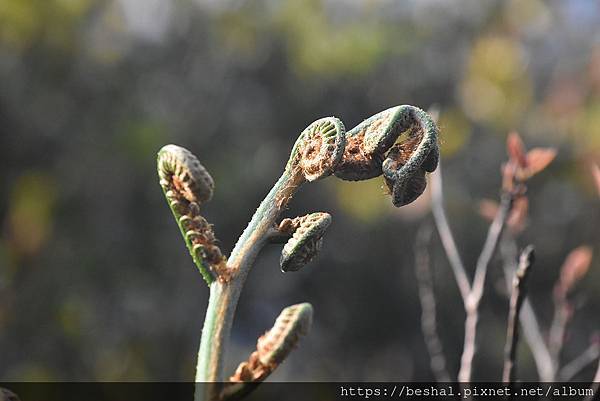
left=507, top=132, right=527, bottom=168
left=592, top=163, right=600, bottom=197
left=559, top=246, right=593, bottom=295
left=478, top=196, right=528, bottom=233
left=522, top=148, right=557, bottom=179
left=507, top=196, right=529, bottom=233
left=478, top=199, right=499, bottom=222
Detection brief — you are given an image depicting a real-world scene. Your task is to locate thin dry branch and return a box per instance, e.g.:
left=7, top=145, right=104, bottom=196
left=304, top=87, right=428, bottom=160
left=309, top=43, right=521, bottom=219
left=503, top=245, right=535, bottom=384
left=430, top=165, right=471, bottom=302
left=459, top=193, right=511, bottom=381
left=558, top=342, right=600, bottom=382
left=414, top=223, right=451, bottom=382
left=471, top=193, right=512, bottom=303
left=430, top=163, right=512, bottom=382
left=549, top=290, right=574, bottom=375
left=500, top=233, right=554, bottom=381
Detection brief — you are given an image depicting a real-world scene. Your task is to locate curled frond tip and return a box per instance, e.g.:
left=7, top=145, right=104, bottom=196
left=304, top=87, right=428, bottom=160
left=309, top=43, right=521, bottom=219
left=335, top=105, right=439, bottom=207
left=157, top=144, right=227, bottom=285
left=280, top=212, right=331, bottom=272
left=229, top=303, right=313, bottom=383
left=288, top=117, right=346, bottom=182
left=158, top=144, right=214, bottom=204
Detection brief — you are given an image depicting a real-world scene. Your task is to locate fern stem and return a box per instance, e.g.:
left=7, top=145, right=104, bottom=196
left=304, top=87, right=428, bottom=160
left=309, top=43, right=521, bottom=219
left=195, top=169, right=303, bottom=400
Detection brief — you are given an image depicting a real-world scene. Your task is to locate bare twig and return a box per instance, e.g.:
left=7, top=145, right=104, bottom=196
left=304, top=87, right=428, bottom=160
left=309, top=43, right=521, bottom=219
left=430, top=163, right=513, bottom=382
left=500, top=233, right=554, bottom=381
left=558, top=342, right=600, bottom=382
left=503, top=245, right=535, bottom=383
left=430, top=165, right=471, bottom=302
left=471, top=193, right=512, bottom=303
left=460, top=194, right=512, bottom=383
left=549, top=291, right=572, bottom=375
left=414, top=223, right=451, bottom=382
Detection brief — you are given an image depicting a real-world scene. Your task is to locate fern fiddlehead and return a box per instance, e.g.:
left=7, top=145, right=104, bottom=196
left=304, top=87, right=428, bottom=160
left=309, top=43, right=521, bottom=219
left=334, top=105, right=439, bottom=206
left=278, top=212, right=332, bottom=272
left=229, top=303, right=313, bottom=383
left=288, top=117, right=346, bottom=182
left=157, top=105, right=439, bottom=401
left=157, top=145, right=227, bottom=284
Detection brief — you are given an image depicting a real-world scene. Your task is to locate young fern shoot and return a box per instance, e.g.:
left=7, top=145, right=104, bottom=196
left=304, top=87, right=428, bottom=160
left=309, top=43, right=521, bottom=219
left=156, top=105, right=440, bottom=401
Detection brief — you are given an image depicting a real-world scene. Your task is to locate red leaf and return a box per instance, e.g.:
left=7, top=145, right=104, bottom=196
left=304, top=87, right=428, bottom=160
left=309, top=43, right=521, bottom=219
left=507, top=196, right=528, bottom=233
left=523, top=148, right=557, bottom=178
left=478, top=196, right=528, bottom=233
left=507, top=132, right=527, bottom=168
left=559, top=246, right=593, bottom=294
left=592, top=163, right=600, bottom=197
left=478, top=199, right=499, bottom=222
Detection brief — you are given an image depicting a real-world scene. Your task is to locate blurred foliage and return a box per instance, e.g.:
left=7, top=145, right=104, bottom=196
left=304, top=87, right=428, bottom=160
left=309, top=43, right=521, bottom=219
left=276, top=0, right=387, bottom=76
left=333, top=179, right=390, bottom=223
left=0, top=0, right=92, bottom=50
left=0, top=0, right=598, bottom=383
left=461, top=35, right=533, bottom=128
left=437, top=108, right=471, bottom=158
left=6, top=172, right=56, bottom=263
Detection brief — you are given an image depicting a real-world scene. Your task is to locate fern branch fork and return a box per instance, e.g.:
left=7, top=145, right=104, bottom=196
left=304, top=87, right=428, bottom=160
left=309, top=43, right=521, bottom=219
left=156, top=105, right=440, bottom=401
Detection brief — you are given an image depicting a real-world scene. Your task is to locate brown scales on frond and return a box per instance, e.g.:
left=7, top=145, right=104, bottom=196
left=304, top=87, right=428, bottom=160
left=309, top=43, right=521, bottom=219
left=172, top=174, right=198, bottom=203
left=295, top=130, right=339, bottom=181
left=275, top=170, right=304, bottom=210
left=164, top=177, right=230, bottom=282
left=366, top=115, right=388, bottom=137
left=335, top=130, right=384, bottom=180
left=276, top=213, right=318, bottom=235
left=276, top=218, right=295, bottom=234
left=229, top=304, right=311, bottom=383
left=297, top=134, right=323, bottom=175
left=229, top=351, right=270, bottom=383
left=393, top=126, right=422, bottom=164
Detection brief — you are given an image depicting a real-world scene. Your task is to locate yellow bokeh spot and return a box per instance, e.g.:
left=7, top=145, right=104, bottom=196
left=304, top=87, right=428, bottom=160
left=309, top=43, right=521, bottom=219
left=333, top=178, right=390, bottom=223
left=437, top=108, right=471, bottom=158
left=7, top=172, right=57, bottom=259
left=276, top=0, right=386, bottom=77
left=504, top=0, right=551, bottom=33
left=58, top=298, right=84, bottom=340
left=575, top=100, right=600, bottom=152
left=0, top=0, right=92, bottom=50
left=216, top=10, right=261, bottom=57
left=460, top=35, right=532, bottom=128
left=0, top=0, right=39, bottom=47
left=469, top=36, right=525, bottom=83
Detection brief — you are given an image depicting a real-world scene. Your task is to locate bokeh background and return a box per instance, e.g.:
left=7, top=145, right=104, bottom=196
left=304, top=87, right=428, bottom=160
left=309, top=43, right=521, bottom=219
left=0, top=0, right=599, bottom=382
